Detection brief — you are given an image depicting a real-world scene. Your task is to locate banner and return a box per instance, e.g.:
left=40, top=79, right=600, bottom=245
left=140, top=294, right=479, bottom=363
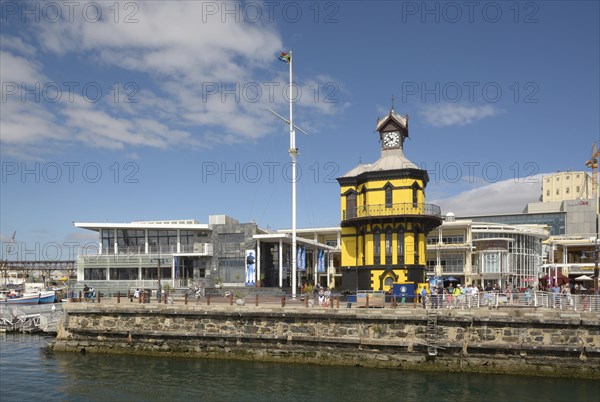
left=297, top=245, right=306, bottom=271
left=174, top=256, right=179, bottom=278
left=317, top=249, right=326, bottom=273
left=245, top=250, right=256, bottom=286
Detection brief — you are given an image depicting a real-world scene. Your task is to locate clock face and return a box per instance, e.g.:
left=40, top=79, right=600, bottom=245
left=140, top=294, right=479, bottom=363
left=383, top=131, right=400, bottom=148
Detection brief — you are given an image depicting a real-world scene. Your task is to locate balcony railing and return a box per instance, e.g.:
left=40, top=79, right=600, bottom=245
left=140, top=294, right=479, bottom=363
left=342, top=202, right=442, bottom=221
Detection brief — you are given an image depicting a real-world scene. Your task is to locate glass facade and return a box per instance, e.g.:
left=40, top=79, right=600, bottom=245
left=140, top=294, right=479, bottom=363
left=148, top=230, right=178, bottom=253
left=101, top=229, right=114, bottom=254
left=427, top=235, right=465, bottom=244
left=117, top=229, right=145, bottom=253
left=465, top=212, right=565, bottom=236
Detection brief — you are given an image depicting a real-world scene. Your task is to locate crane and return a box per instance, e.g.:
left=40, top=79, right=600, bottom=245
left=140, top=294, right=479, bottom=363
left=586, top=143, right=600, bottom=199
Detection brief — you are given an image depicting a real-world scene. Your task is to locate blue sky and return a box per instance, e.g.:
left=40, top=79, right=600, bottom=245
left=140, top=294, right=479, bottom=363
left=1, top=1, right=599, bottom=260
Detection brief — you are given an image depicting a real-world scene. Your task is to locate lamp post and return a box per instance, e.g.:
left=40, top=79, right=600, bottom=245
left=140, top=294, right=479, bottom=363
left=594, top=214, right=599, bottom=295
left=151, top=257, right=169, bottom=301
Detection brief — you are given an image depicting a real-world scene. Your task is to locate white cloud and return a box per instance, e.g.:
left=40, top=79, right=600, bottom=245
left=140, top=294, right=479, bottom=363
left=0, top=36, right=37, bottom=57
left=431, top=174, right=543, bottom=216
left=420, top=103, right=498, bottom=127
left=1, top=3, right=345, bottom=158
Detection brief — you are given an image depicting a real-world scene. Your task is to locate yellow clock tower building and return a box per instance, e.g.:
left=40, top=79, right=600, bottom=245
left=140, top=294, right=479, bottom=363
left=337, top=109, right=442, bottom=292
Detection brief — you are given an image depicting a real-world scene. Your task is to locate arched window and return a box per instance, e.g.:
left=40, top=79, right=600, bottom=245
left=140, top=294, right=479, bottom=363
left=397, top=231, right=404, bottom=265
left=385, top=230, right=392, bottom=265
left=385, top=186, right=392, bottom=208
left=411, top=182, right=420, bottom=207
left=373, top=229, right=381, bottom=265
left=346, top=192, right=357, bottom=219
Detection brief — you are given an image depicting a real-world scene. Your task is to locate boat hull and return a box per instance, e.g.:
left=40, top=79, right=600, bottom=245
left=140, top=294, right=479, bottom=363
left=0, top=291, right=55, bottom=305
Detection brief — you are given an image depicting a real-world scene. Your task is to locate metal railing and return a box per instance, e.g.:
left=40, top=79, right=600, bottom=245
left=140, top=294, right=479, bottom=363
left=423, top=291, right=600, bottom=312
left=342, top=202, right=442, bottom=221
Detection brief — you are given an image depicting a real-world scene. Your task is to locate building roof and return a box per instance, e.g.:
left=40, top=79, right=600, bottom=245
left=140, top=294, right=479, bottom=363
left=340, top=148, right=419, bottom=178
left=74, top=221, right=211, bottom=231
left=376, top=110, right=408, bottom=132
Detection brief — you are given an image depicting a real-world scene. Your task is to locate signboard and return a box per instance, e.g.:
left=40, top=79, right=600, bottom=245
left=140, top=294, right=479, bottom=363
left=356, top=291, right=385, bottom=307
left=392, top=283, right=415, bottom=297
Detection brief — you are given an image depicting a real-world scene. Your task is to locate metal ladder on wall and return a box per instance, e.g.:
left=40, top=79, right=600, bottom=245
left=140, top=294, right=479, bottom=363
left=426, top=309, right=438, bottom=356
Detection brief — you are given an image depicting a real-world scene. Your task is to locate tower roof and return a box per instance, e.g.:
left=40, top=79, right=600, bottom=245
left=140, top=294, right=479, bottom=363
left=376, top=110, right=408, bottom=134
left=340, top=147, right=418, bottom=178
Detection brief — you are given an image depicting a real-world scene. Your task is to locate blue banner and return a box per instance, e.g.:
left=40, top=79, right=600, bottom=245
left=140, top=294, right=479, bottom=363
left=317, top=249, right=325, bottom=273
left=297, top=246, right=306, bottom=271
left=174, top=256, right=178, bottom=278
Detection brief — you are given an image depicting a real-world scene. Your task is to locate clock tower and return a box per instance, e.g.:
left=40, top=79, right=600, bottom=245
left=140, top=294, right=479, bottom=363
left=337, top=108, right=442, bottom=293
left=378, top=108, right=408, bottom=150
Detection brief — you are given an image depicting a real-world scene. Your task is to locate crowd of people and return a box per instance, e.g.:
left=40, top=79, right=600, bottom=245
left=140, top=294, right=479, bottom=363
left=417, top=280, right=596, bottom=310
left=301, top=283, right=332, bottom=307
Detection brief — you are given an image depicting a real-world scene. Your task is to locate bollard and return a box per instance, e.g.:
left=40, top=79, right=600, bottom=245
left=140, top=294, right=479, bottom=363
left=281, top=295, right=286, bottom=307
left=139, top=291, right=143, bottom=304
left=78, top=291, right=82, bottom=303
left=207, top=293, right=210, bottom=305
left=127, top=290, right=131, bottom=299
left=117, top=292, right=121, bottom=304
left=163, top=292, right=167, bottom=304
left=184, top=293, right=188, bottom=305
left=336, top=296, right=339, bottom=309
left=229, top=294, right=233, bottom=305
left=97, top=292, right=101, bottom=303
left=305, top=295, right=309, bottom=308
left=255, top=294, right=259, bottom=307
left=366, top=294, right=369, bottom=308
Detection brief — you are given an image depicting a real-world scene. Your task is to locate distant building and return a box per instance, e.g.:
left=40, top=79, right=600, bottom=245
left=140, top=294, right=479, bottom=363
left=460, top=169, right=598, bottom=285
left=542, top=171, right=593, bottom=202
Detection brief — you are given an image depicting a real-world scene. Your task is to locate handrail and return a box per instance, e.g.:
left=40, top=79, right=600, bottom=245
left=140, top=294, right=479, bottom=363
left=342, top=202, right=442, bottom=221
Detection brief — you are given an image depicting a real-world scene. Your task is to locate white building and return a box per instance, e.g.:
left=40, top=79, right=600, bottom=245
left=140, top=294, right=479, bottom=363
left=426, top=215, right=549, bottom=289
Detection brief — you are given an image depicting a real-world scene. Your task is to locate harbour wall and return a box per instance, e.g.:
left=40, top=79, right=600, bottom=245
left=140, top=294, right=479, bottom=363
left=53, top=304, right=600, bottom=379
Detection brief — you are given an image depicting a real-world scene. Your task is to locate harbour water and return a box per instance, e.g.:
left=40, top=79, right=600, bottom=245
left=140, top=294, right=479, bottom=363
left=1, top=334, right=598, bottom=401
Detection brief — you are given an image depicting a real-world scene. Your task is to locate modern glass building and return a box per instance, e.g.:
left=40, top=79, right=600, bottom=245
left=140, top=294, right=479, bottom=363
left=425, top=217, right=549, bottom=289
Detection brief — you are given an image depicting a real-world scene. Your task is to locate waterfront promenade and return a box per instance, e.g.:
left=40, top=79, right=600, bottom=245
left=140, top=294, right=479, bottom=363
left=54, top=292, right=600, bottom=379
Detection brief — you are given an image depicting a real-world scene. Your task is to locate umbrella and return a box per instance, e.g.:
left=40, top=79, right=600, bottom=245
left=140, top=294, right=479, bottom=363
left=574, top=275, right=594, bottom=281
left=540, top=272, right=570, bottom=286
left=444, top=276, right=459, bottom=282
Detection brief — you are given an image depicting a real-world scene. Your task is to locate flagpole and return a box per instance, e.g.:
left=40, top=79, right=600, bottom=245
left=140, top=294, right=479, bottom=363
left=289, top=50, right=298, bottom=299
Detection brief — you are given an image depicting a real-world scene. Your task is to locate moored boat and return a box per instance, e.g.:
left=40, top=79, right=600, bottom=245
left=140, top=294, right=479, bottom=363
left=0, top=290, right=55, bottom=304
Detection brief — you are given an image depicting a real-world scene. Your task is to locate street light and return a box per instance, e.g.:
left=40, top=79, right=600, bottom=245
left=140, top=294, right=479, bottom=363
left=151, top=257, right=169, bottom=301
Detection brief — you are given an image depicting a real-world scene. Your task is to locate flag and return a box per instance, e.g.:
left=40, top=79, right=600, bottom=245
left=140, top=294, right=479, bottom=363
left=278, top=51, right=291, bottom=64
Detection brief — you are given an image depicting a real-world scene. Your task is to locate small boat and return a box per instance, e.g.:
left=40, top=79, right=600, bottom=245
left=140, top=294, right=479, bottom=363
left=0, top=290, right=56, bottom=304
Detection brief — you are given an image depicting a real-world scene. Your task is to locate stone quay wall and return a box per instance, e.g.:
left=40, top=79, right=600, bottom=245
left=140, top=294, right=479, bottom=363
left=53, top=303, right=600, bottom=379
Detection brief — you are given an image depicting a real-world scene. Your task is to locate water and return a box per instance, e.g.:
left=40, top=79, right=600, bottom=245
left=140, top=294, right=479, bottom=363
left=1, top=334, right=598, bottom=401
